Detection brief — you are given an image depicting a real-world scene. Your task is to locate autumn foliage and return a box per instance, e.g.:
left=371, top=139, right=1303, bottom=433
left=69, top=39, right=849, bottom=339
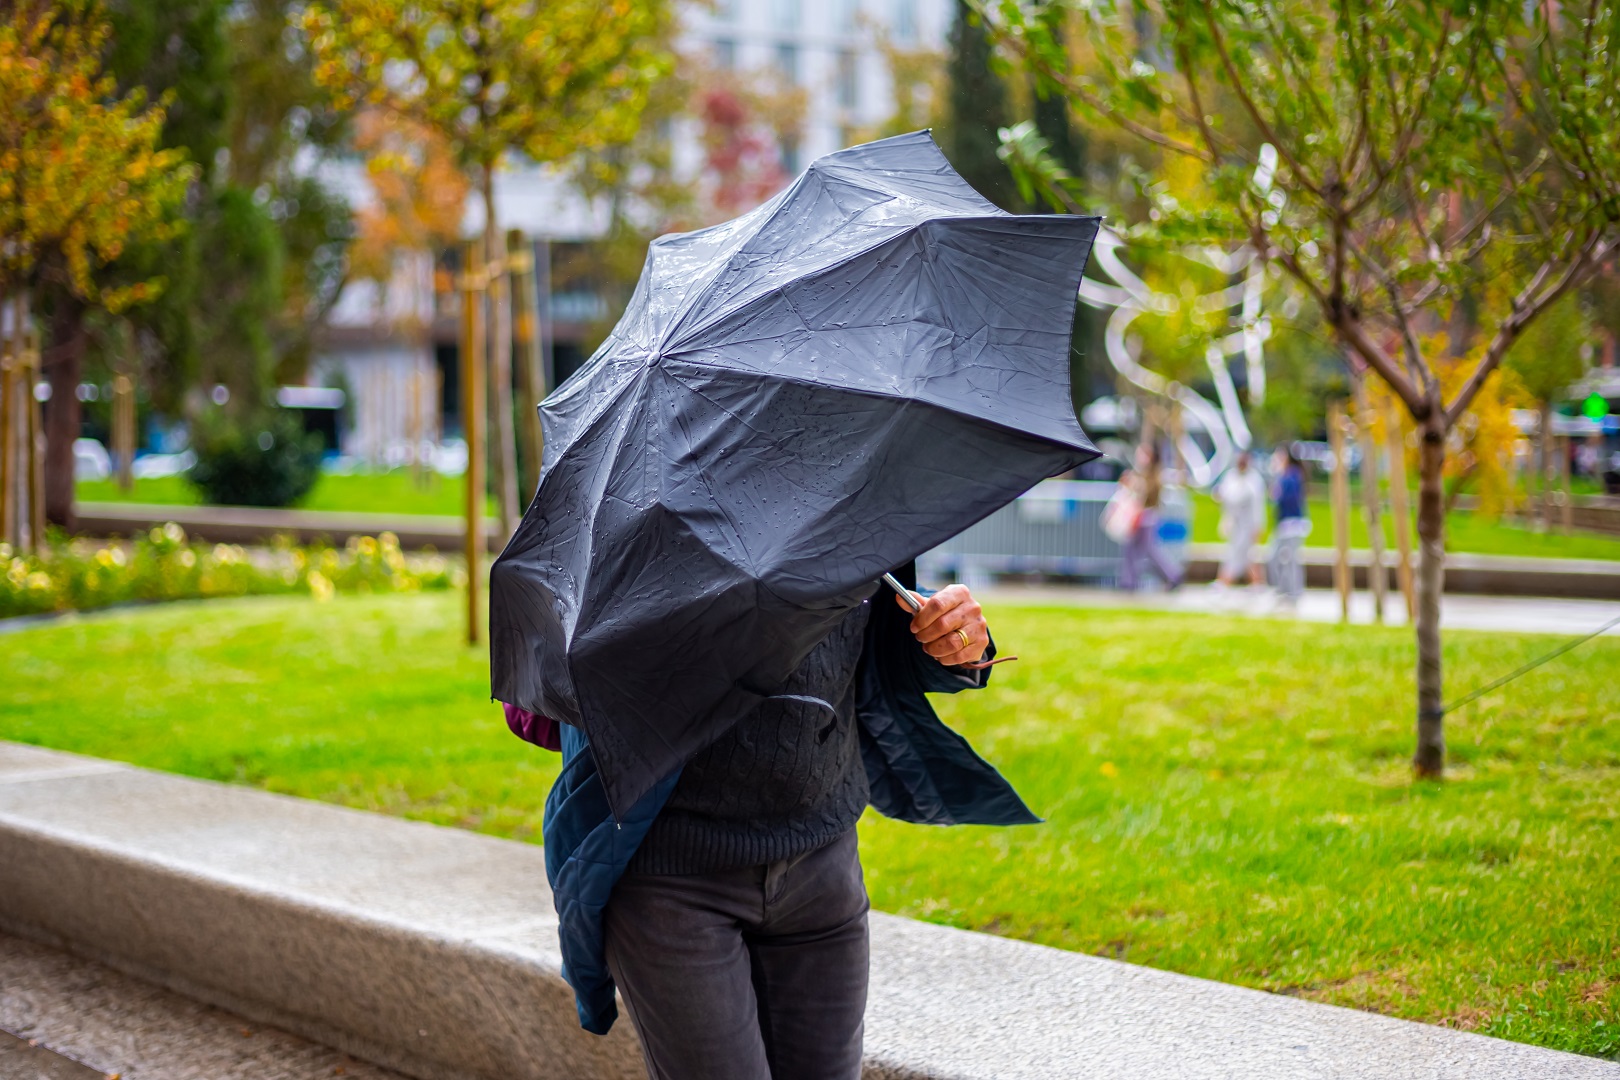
left=0, top=0, right=195, bottom=306
left=348, top=109, right=469, bottom=289
left=698, top=85, right=790, bottom=218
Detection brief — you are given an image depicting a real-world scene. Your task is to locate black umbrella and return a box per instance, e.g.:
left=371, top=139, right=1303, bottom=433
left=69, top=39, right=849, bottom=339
left=491, top=131, right=1100, bottom=819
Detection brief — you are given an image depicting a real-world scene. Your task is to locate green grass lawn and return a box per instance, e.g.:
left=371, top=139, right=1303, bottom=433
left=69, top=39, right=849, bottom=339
left=1189, top=491, right=1620, bottom=561
left=3, top=592, right=1617, bottom=1057
left=76, top=470, right=490, bottom=517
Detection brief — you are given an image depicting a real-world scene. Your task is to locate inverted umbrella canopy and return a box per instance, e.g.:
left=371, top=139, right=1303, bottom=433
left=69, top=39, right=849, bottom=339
left=491, top=131, right=1100, bottom=819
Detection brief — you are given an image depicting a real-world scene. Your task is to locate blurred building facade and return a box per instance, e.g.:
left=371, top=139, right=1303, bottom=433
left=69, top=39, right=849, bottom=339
left=308, top=0, right=956, bottom=468
left=684, top=0, right=954, bottom=169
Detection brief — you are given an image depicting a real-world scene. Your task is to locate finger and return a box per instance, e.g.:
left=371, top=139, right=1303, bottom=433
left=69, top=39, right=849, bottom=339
left=927, top=638, right=987, bottom=666
left=893, top=590, right=924, bottom=614
left=921, top=625, right=987, bottom=664
left=909, top=584, right=966, bottom=633
left=915, top=602, right=984, bottom=644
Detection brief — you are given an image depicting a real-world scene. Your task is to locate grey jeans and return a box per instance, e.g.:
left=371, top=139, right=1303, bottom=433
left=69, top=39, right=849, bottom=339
left=1271, top=531, right=1306, bottom=601
left=602, top=829, right=870, bottom=1080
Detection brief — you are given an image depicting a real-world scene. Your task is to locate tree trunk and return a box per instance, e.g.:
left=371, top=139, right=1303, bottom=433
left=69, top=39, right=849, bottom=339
left=507, top=227, right=545, bottom=498
left=43, top=291, right=85, bottom=531
left=482, top=176, right=520, bottom=541
left=1413, top=412, right=1447, bottom=777
left=1539, top=400, right=1553, bottom=532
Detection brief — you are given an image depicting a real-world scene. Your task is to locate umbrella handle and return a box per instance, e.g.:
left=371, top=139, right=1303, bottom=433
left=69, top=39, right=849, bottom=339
left=881, top=572, right=922, bottom=613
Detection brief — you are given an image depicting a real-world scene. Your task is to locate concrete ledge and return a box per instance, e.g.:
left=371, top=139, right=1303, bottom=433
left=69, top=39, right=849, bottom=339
left=0, top=743, right=636, bottom=1080
left=1182, top=543, right=1620, bottom=600
left=76, top=502, right=505, bottom=553
left=2, top=742, right=1615, bottom=1080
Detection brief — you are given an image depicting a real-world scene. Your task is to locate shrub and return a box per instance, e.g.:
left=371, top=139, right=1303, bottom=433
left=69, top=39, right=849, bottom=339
left=187, top=409, right=321, bottom=507
left=0, top=527, right=460, bottom=619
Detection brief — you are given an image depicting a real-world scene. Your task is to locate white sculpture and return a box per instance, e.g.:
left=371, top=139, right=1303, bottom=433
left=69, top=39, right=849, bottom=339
left=1077, top=145, right=1282, bottom=487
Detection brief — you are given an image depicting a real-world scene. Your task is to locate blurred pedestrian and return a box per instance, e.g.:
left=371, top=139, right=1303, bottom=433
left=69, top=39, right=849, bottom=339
left=1269, top=445, right=1311, bottom=606
left=1110, top=444, right=1183, bottom=591
left=1214, top=451, right=1267, bottom=588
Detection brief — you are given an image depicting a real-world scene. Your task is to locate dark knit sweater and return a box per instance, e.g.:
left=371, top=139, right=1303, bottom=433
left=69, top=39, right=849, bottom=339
left=627, top=600, right=872, bottom=875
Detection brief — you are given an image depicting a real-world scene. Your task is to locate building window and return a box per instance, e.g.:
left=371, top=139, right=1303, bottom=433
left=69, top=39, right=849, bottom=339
left=836, top=49, right=858, bottom=109
left=893, top=0, right=916, bottom=43
left=781, top=136, right=801, bottom=175
left=712, top=38, right=736, bottom=69
left=772, top=0, right=801, bottom=31
left=775, top=42, right=800, bottom=84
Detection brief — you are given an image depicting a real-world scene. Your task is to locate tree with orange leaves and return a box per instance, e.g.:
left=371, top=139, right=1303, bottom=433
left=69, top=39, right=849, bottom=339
left=1, top=0, right=197, bottom=530
left=0, top=0, right=194, bottom=308
left=348, top=109, right=469, bottom=317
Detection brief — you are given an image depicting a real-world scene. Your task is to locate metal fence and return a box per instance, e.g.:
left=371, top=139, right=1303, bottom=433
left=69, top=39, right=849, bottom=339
left=918, top=480, right=1124, bottom=587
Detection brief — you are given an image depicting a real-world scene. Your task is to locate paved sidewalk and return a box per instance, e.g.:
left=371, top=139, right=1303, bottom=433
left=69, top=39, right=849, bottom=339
left=981, top=582, right=1620, bottom=637
left=0, top=932, right=404, bottom=1080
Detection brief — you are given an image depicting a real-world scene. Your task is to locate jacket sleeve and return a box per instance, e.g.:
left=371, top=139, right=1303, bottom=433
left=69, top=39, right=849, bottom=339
left=543, top=724, right=679, bottom=1035
left=856, top=564, right=1038, bottom=827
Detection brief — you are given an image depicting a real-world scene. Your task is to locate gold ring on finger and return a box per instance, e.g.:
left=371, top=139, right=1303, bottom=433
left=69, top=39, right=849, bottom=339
left=954, top=628, right=970, bottom=651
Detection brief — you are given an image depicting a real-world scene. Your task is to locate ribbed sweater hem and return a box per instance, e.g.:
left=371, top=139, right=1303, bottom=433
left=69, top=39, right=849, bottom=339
left=626, top=804, right=865, bottom=876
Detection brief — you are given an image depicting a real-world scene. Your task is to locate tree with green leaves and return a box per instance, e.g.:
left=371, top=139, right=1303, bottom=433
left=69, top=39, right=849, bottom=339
left=989, top=1, right=1620, bottom=776
left=1028, top=3, right=1082, bottom=179
left=944, top=0, right=1019, bottom=210
left=42, top=0, right=353, bottom=525
left=223, top=0, right=355, bottom=386
left=303, top=0, right=674, bottom=538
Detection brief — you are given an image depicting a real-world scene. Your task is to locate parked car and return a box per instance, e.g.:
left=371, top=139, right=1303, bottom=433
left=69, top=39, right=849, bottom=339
left=73, top=438, right=110, bottom=481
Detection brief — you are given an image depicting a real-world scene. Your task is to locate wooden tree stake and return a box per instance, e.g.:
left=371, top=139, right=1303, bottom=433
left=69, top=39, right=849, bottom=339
left=26, top=320, right=43, bottom=551
left=1561, top=433, right=1573, bottom=534
left=1, top=295, right=15, bottom=548
left=1329, top=399, right=1352, bottom=622
left=461, top=241, right=487, bottom=646
left=1352, top=378, right=1387, bottom=622
left=1384, top=398, right=1417, bottom=621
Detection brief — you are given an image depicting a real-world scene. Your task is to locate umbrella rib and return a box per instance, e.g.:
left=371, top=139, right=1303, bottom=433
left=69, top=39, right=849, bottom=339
left=658, top=180, right=810, bottom=352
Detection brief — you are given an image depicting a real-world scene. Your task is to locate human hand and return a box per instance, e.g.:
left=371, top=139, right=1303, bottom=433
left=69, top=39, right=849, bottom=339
left=896, top=583, right=988, bottom=667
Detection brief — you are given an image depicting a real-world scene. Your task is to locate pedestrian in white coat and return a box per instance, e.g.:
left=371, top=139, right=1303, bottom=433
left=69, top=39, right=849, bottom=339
left=1215, top=451, right=1268, bottom=587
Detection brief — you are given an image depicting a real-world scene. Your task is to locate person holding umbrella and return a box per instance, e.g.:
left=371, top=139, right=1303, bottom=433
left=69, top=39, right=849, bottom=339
left=492, top=133, right=1101, bottom=1080
left=595, top=579, right=995, bottom=1079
